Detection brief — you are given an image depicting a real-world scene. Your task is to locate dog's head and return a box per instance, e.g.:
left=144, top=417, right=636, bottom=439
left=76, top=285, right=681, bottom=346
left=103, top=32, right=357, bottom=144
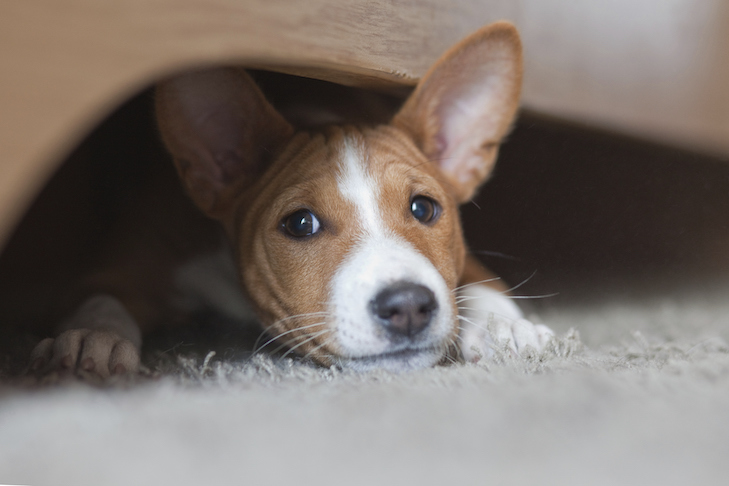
left=156, top=22, right=522, bottom=371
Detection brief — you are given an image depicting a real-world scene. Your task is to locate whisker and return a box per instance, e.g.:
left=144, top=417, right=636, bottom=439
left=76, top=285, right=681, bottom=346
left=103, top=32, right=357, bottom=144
left=457, top=291, right=559, bottom=304
left=456, top=314, right=496, bottom=334
left=453, top=277, right=502, bottom=293
left=405, top=160, right=433, bottom=173
left=502, top=270, right=538, bottom=295
left=442, top=339, right=459, bottom=365
left=427, top=155, right=456, bottom=165
left=457, top=305, right=501, bottom=314
left=268, top=327, right=328, bottom=356
left=508, top=292, right=560, bottom=300
left=471, top=250, right=521, bottom=261
left=457, top=314, right=480, bottom=326
left=455, top=295, right=485, bottom=304
left=253, top=312, right=331, bottom=350
left=442, top=352, right=458, bottom=365
left=301, top=338, right=335, bottom=362
left=454, top=330, right=465, bottom=344
left=257, top=311, right=330, bottom=333
left=280, top=329, right=332, bottom=360
left=254, top=320, right=329, bottom=354
left=458, top=307, right=521, bottom=326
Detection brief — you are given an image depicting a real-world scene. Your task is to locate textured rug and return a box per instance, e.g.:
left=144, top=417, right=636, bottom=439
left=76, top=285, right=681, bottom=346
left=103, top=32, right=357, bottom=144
left=2, top=289, right=729, bottom=486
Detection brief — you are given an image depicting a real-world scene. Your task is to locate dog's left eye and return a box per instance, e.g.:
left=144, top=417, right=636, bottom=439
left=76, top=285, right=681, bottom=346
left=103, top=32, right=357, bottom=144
left=410, top=196, right=441, bottom=224
left=282, top=209, right=321, bottom=238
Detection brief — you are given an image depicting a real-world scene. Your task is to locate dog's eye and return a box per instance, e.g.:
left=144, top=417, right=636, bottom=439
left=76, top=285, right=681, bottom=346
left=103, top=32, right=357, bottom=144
left=410, top=196, right=440, bottom=224
left=282, top=209, right=321, bottom=238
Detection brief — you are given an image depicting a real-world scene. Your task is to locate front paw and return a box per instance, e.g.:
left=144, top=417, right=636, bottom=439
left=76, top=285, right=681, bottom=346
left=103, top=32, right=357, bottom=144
left=28, top=329, right=140, bottom=378
left=460, top=315, right=554, bottom=362
left=457, top=284, right=553, bottom=362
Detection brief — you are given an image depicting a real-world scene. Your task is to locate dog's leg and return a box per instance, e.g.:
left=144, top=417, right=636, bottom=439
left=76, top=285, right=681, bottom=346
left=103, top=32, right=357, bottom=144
left=457, top=255, right=553, bottom=362
left=28, top=294, right=141, bottom=377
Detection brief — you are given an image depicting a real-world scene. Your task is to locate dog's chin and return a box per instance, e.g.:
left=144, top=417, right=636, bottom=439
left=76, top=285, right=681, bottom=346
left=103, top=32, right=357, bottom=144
left=336, top=347, right=444, bottom=373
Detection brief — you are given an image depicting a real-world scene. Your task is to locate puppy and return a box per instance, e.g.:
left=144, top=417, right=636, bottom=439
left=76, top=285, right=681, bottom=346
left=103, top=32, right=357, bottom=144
left=28, top=21, right=552, bottom=376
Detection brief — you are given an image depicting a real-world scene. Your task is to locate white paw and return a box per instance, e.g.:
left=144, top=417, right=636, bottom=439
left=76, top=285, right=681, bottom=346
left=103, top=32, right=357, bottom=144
left=28, top=294, right=142, bottom=377
left=457, top=285, right=554, bottom=362
left=29, top=328, right=140, bottom=377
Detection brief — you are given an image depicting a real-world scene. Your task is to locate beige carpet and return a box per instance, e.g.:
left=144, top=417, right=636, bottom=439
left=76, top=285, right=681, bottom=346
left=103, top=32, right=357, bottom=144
left=1, top=289, right=729, bottom=486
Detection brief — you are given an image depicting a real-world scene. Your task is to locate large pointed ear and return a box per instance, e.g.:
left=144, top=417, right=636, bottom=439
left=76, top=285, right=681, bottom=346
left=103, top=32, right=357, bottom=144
left=156, top=68, right=294, bottom=217
left=392, top=21, right=523, bottom=202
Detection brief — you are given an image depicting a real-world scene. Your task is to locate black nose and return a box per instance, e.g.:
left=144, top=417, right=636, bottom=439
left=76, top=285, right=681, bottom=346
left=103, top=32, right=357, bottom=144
left=370, top=282, right=438, bottom=338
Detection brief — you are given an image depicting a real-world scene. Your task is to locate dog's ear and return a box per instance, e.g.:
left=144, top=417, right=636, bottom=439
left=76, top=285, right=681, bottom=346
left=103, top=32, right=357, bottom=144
left=156, top=68, right=293, bottom=217
left=393, top=22, right=523, bottom=203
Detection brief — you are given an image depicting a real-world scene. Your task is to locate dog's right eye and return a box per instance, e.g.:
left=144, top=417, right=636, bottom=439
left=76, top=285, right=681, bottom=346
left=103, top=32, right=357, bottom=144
left=282, top=209, right=321, bottom=238
left=410, top=196, right=441, bottom=225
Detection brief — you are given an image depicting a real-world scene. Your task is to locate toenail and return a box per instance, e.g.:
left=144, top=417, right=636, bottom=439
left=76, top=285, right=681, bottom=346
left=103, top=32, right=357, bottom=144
left=81, top=357, right=95, bottom=371
left=61, top=355, right=74, bottom=369
left=31, top=357, right=45, bottom=371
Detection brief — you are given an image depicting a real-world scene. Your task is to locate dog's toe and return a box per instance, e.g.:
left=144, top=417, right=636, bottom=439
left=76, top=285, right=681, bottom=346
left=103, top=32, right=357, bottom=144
left=109, top=339, right=141, bottom=375
left=535, top=323, right=555, bottom=347
left=511, top=318, right=541, bottom=352
left=78, top=330, right=123, bottom=377
left=504, top=318, right=554, bottom=356
left=28, top=329, right=140, bottom=378
left=49, top=328, right=87, bottom=371
left=29, top=337, right=54, bottom=371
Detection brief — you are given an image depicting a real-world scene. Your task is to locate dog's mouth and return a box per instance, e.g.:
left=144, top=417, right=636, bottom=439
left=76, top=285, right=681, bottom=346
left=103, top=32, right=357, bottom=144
left=336, top=345, right=444, bottom=373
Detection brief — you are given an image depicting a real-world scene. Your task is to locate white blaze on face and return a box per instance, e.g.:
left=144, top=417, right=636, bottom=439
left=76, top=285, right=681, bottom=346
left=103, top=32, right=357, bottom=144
left=329, top=136, right=453, bottom=371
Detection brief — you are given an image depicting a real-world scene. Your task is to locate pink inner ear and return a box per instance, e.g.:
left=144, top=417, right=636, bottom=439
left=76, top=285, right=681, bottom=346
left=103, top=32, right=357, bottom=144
left=436, top=87, right=497, bottom=166
left=390, top=23, right=522, bottom=203
left=429, top=53, right=521, bottom=193
left=196, top=109, right=250, bottom=184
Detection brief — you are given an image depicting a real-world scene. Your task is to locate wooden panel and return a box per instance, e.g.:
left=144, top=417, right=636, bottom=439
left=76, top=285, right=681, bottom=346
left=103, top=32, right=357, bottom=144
left=518, top=0, right=729, bottom=161
left=2, top=0, right=729, bottom=251
left=0, top=0, right=516, bottom=249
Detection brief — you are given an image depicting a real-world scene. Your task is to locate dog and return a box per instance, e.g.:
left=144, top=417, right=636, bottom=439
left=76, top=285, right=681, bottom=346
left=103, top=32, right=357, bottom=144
left=27, top=21, right=552, bottom=376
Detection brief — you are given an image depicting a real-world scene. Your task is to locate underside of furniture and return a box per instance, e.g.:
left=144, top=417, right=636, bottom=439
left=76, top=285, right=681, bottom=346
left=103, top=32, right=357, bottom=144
left=2, top=0, right=728, bottom=251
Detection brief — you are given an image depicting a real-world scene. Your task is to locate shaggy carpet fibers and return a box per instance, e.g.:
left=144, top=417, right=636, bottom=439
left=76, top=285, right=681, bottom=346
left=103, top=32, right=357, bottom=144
left=2, top=288, right=729, bottom=486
